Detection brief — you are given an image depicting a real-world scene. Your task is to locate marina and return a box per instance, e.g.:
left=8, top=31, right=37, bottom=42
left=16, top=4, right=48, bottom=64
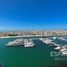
left=0, top=37, right=67, bottom=67
left=5, top=37, right=67, bottom=55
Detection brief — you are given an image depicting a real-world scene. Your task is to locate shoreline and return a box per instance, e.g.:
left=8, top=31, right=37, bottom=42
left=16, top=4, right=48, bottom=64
left=0, top=35, right=38, bottom=38
left=0, top=35, right=67, bottom=39
left=0, top=36, right=23, bottom=38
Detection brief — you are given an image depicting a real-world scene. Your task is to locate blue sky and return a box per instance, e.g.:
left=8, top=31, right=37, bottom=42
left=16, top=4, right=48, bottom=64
left=0, top=0, right=67, bottom=30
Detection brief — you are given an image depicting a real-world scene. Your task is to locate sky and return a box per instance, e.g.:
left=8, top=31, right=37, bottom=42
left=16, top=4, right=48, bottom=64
left=0, top=0, right=67, bottom=30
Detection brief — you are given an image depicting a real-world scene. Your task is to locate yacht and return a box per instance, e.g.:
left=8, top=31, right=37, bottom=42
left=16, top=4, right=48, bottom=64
left=6, top=38, right=24, bottom=46
left=53, top=37, right=57, bottom=40
left=60, top=49, right=67, bottom=55
left=40, top=38, right=53, bottom=44
left=24, top=39, right=35, bottom=47
left=59, top=46, right=67, bottom=55
left=54, top=46, right=61, bottom=50
left=58, top=37, right=66, bottom=41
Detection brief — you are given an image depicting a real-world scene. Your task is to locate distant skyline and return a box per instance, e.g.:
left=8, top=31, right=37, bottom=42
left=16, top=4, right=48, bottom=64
left=0, top=0, right=67, bottom=30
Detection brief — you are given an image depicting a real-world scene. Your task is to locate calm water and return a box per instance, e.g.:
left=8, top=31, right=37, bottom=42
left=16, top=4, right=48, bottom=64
left=0, top=38, right=67, bottom=67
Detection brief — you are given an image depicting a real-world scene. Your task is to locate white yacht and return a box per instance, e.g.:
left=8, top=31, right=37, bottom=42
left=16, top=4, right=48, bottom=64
left=6, top=38, right=24, bottom=46
left=40, top=38, right=53, bottom=44
left=59, top=46, right=67, bottom=55
left=24, top=39, right=35, bottom=47
left=53, top=37, right=57, bottom=40
left=54, top=46, right=61, bottom=50
left=60, top=49, right=67, bottom=55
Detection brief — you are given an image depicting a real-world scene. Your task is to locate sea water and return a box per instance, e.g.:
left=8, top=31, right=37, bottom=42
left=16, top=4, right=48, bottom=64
left=0, top=38, right=67, bottom=67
